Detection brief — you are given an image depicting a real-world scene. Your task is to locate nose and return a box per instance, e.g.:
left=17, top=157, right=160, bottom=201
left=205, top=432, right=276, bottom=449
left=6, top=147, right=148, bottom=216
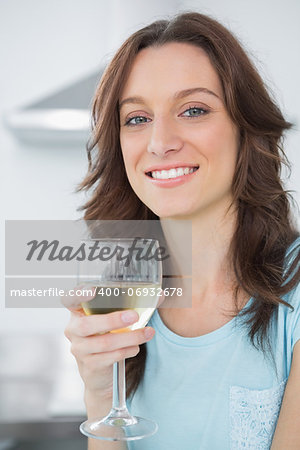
left=147, top=117, right=184, bottom=157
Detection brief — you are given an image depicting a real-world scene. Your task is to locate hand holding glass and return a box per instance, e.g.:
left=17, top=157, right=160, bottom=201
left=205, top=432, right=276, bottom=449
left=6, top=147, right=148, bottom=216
left=78, top=238, right=162, bottom=441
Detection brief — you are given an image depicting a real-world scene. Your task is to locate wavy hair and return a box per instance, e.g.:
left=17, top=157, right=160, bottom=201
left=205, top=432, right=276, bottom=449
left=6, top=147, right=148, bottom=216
left=78, top=12, right=300, bottom=397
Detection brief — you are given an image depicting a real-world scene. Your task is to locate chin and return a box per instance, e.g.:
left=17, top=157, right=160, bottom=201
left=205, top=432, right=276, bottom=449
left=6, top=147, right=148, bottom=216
left=151, top=207, right=194, bottom=220
left=142, top=195, right=197, bottom=219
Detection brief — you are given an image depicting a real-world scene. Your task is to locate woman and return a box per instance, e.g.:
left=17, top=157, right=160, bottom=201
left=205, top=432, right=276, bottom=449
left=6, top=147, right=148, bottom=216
left=64, top=12, right=300, bottom=449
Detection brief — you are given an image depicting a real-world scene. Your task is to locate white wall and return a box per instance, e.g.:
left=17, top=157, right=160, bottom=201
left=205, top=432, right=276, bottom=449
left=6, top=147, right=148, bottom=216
left=0, top=0, right=182, bottom=334
left=1, top=0, right=299, bottom=334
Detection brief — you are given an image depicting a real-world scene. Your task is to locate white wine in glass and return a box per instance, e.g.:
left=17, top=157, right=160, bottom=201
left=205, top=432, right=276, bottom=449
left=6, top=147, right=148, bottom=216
left=78, top=238, right=162, bottom=441
left=82, top=281, right=161, bottom=331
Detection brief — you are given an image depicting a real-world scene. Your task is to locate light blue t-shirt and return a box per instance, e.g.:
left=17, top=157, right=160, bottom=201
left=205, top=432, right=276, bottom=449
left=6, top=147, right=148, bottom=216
left=128, top=239, right=300, bottom=450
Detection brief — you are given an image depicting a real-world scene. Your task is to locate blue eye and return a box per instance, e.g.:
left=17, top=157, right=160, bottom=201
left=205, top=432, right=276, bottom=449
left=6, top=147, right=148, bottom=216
left=181, top=107, right=208, bottom=117
left=125, top=116, right=150, bottom=126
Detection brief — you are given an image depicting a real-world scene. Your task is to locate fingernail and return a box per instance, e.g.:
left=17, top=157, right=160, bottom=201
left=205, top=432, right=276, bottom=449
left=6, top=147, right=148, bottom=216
left=121, top=310, right=138, bottom=324
left=144, top=327, right=155, bottom=339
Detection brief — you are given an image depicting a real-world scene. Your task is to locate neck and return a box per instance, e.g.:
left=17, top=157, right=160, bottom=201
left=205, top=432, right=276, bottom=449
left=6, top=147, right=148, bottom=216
left=160, top=200, right=238, bottom=306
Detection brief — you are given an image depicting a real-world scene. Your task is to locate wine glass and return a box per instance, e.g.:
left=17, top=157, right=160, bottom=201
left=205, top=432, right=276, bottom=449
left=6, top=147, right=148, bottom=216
left=78, top=238, right=162, bottom=441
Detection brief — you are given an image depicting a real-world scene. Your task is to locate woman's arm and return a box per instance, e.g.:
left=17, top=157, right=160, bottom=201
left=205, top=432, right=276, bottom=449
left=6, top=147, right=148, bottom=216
left=85, top=390, right=127, bottom=450
left=63, top=300, right=153, bottom=450
left=271, top=339, right=300, bottom=449
left=88, top=441, right=126, bottom=450
left=89, top=441, right=126, bottom=450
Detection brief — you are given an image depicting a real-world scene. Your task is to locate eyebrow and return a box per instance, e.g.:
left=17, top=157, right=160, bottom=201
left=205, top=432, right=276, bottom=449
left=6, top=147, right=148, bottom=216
left=119, top=87, right=221, bottom=110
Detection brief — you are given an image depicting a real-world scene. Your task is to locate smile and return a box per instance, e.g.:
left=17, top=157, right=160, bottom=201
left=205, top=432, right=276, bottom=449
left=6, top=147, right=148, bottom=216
left=146, top=166, right=199, bottom=179
left=145, top=166, right=199, bottom=188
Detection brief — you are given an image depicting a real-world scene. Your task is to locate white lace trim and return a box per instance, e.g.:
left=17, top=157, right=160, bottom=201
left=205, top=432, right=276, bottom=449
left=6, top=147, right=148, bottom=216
left=229, top=379, right=287, bottom=449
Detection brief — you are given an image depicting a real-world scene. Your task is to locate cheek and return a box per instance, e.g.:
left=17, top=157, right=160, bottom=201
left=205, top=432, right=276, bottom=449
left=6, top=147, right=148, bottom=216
left=120, top=136, right=135, bottom=176
left=122, top=156, right=136, bottom=191
left=120, top=142, right=143, bottom=195
left=120, top=132, right=148, bottom=179
left=201, top=121, right=238, bottom=173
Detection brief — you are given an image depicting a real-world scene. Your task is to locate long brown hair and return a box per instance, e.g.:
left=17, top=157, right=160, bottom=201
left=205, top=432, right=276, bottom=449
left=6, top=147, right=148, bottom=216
left=79, top=12, right=300, bottom=397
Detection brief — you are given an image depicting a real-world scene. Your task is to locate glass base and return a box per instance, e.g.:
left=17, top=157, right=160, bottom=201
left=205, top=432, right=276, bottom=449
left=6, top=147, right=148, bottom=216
left=80, top=415, right=158, bottom=441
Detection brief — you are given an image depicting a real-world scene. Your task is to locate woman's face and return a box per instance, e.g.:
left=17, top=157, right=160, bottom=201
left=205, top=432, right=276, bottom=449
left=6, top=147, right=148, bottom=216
left=119, top=42, right=239, bottom=219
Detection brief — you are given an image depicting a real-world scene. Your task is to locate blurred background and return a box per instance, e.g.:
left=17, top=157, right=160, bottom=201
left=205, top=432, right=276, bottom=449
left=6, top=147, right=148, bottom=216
left=0, top=0, right=299, bottom=448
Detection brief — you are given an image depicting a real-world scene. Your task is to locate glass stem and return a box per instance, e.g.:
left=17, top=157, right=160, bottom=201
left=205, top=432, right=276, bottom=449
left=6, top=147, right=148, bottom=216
left=103, top=360, right=137, bottom=426
left=112, top=360, right=127, bottom=411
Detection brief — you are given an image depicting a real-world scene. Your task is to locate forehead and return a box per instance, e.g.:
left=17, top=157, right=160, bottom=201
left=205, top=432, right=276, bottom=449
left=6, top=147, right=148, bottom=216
left=120, top=42, right=223, bottom=101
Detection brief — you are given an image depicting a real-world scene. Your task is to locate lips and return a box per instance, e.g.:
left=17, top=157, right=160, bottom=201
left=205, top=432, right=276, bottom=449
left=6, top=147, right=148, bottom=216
left=144, top=164, right=199, bottom=188
left=144, top=163, right=199, bottom=174
left=149, top=167, right=199, bottom=180
left=145, top=164, right=199, bottom=181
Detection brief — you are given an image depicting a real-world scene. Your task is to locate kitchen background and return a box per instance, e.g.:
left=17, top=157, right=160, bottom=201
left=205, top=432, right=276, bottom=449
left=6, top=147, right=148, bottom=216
left=0, top=0, right=299, bottom=448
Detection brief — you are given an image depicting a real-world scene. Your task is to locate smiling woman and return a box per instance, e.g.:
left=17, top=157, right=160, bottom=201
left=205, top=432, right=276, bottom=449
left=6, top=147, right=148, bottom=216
left=119, top=43, right=239, bottom=219
left=64, top=11, right=300, bottom=450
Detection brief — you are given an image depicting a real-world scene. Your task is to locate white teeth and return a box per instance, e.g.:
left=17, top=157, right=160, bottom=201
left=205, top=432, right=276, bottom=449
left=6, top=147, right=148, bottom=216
left=151, top=166, right=198, bottom=179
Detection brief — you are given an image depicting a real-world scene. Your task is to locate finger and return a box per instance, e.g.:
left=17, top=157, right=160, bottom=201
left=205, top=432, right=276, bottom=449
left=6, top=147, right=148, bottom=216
left=73, top=327, right=155, bottom=356
left=84, top=345, right=141, bottom=370
left=103, top=345, right=142, bottom=365
left=69, top=309, right=140, bottom=337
